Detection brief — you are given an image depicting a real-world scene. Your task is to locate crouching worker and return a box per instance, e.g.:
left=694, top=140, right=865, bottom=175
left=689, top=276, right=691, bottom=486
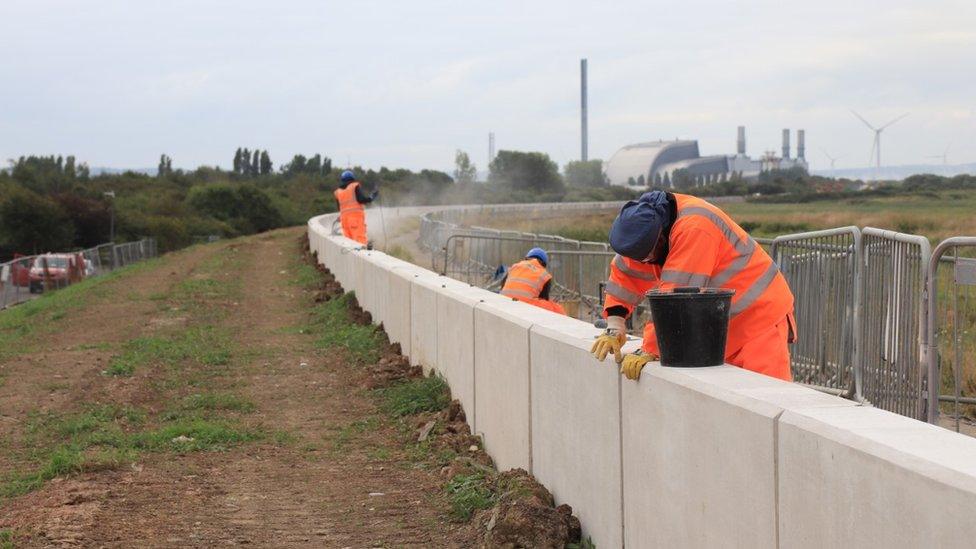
left=333, top=169, right=377, bottom=245
left=590, top=191, right=796, bottom=382
left=500, top=248, right=566, bottom=315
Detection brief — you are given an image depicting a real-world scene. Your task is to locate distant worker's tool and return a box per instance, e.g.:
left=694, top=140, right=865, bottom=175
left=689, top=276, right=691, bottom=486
left=333, top=170, right=377, bottom=245
left=592, top=191, right=796, bottom=381
left=499, top=248, right=566, bottom=315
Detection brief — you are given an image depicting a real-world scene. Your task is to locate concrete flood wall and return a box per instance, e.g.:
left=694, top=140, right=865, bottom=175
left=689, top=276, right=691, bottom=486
left=309, top=211, right=976, bottom=549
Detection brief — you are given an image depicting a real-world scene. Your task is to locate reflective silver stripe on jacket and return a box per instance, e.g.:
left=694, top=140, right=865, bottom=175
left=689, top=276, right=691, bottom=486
left=612, top=254, right=657, bottom=281
left=731, top=262, right=780, bottom=316
left=605, top=280, right=642, bottom=307
left=501, top=287, right=538, bottom=299
left=679, top=204, right=759, bottom=289
left=679, top=206, right=754, bottom=256
left=680, top=201, right=782, bottom=316
left=507, top=275, right=546, bottom=292
left=660, top=269, right=710, bottom=287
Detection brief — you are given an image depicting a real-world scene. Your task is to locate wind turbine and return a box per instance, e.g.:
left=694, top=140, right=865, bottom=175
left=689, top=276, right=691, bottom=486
left=851, top=110, right=909, bottom=176
left=926, top=144, right=950, bottom=165
left=821, top=149, right=843, bottom=170
left=926, top=144, right=950, bottom=175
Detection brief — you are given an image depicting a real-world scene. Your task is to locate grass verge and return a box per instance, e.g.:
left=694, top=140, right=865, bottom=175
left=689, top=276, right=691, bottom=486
left=0, top=260, right=157, bottom=361
left=376, top=376, right=451, bottom=417
left=307, top=292, right=384, bottom=364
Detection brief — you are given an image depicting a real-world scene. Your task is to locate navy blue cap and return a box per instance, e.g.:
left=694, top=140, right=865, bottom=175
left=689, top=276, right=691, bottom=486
left=609, top=191, right=671, bottom=260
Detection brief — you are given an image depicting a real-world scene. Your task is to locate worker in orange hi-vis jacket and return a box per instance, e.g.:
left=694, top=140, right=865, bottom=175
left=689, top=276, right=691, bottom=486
left=590, top=190, right=796, bottom=382
left=333, top=170, right=377, bottom=245
left=500, top=248, right=567, bottom=315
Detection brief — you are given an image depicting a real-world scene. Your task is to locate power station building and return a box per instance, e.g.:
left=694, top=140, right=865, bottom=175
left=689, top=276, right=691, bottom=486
left=605, top=127, right=808, bottom=188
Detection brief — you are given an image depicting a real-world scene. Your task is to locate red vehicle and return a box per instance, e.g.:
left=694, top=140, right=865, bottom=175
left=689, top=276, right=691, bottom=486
left=28, top=254, right=86, bottom=293
left=9, top=254, right=31, bottom=287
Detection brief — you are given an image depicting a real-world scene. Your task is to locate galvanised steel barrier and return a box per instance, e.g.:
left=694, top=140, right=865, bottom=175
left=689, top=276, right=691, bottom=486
left=0, top=239, right=157, bottom=310
left=772, top=228, right=863, bottom=400
left=925, top=237, right=976, bottom=431
left=419, top=203, right=976, bottom=427
left=860, top=228, right=931, bottom=420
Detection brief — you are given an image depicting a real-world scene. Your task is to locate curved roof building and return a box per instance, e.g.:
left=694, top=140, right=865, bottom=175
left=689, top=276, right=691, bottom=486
left=605, top=140, right=700, bottom=187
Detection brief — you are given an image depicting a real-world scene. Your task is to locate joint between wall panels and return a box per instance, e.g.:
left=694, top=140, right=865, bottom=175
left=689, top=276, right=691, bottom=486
left=471, top=299, right=478, bottom=434
left=526, top=322, right=534, bottom=476
left=617, top=371, right=626, bottom=547
left=773, top=409, right=784, bottom=549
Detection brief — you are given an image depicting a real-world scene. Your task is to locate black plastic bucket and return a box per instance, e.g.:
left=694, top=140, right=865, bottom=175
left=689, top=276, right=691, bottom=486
left=646, top=287, right=735, bottom=367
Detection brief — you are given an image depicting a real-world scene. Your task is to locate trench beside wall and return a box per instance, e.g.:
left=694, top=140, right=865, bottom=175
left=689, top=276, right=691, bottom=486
left=309, top=208, right=976, bottom=549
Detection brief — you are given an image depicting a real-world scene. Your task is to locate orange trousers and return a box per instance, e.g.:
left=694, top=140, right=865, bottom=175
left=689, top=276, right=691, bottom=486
left=726, top=314, right=795, bottom=381
left=340, top=211, right=368, bottom=245
left=512, top=296, right=567, bottom=315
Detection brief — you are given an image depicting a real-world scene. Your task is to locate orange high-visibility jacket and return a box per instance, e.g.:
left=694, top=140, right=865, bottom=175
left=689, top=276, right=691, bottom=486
left=604, top=193, right=794, bottom=357
left=501, top=259, right=566, bottom=315
left=501, top=259, right=552, bottom=300
left=334, top=182, right=365, bottom=214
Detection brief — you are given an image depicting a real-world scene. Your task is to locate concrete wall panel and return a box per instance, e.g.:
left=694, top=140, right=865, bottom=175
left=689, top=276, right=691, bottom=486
left=530, top=323, right=622, bottom=548
left=474, top=299, right=535, bottom=472
left=435, top=286, right=485, bottom=431
left=778, top=406, right=976, bottom=549
left=407, top=273, right=469, bottom=373
left=622, top=366, right=782, bottom=549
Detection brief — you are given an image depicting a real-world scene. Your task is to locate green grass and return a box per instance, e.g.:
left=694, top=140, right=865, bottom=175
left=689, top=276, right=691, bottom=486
left=105, top=325, right=232, bottom=377
left=178, top=392, right=255, bottom=413
left=307, top=292, right=384, bottom=363
left=290, top=261, right=322, bottom=289
left=567, top=538, right=597, bottom=549
left=130, top=419, right=261, bottom=452
left=3, top=405, right=260, bottom=499
left=0, top=260, right=159, bottom=361
left=445, top=472, right=496, bottom=521
left=376, top=375, right=450, bottom=417
left=0, top=529, right=14, bottom=549
left=464, top=189, right=976, bottom=243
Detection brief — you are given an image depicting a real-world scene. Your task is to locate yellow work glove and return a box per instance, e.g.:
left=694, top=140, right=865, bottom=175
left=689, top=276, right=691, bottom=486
left=620, top=350, right=657, bottom=380
left=590, top=316, right=627, bottom=363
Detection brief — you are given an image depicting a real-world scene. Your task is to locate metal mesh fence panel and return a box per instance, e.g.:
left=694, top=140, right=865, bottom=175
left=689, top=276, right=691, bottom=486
left=860, top=228, right=930, bottom=419
left=925, top=238, right=976, bottom=430
left=772, top=228, right=862, bottom=397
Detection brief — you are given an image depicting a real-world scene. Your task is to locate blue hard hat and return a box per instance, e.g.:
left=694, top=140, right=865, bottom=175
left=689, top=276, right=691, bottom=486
left=609, top=191, right=671, bottom=260
left=525, top=247, right=548, bottom=267
left=340, top=170, right=356, bottom=183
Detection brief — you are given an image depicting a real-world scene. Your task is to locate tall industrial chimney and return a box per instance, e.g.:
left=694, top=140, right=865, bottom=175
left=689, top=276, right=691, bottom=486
left=736, top=126, right=746, bottom=155
left=488, top=132, right=495, bottom=167
left=581, top=58, right=588, bottom=161
left=782, top=129, right=791, bottom=159
left=797, top=129, right=806, bottom=160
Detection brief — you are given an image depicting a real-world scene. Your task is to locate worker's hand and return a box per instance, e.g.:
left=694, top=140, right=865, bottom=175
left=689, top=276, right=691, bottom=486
left=590, top=316, right=627, bottom=363
left=620, top=350, right=657, bottom=381
left=370, top=190, right=379, bottom=200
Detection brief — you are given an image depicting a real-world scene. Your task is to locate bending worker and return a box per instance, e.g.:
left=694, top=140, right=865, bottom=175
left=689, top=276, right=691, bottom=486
left=591, top=190, right=795, bottom=381
left=333, top=170, right=377, bottom=245
left=500, top=248, right=566, bottom=315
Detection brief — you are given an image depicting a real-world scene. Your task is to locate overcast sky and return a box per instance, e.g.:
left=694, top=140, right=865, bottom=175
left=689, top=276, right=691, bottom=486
left=1, top=0, right=974, bottom=173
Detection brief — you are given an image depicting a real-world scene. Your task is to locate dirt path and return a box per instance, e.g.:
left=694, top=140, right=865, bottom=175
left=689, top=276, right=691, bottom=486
left=0, top=229, right=471, bottom=547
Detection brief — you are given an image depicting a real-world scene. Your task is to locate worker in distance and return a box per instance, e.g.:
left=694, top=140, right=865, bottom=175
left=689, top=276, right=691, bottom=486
left=590, top=190, right=796, bottom=381
left=500, top=247, right=567, bottom=315
left=333, top=169, right=377, bottom=245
